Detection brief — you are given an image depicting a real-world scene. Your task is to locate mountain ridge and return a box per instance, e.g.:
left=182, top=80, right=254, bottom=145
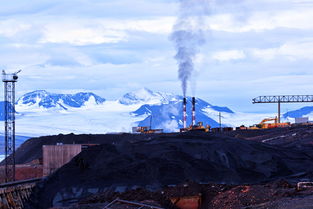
left=118, top=88, right=179, bottom=105
left=132, top=96, right=234, bottom=130
left=17, top=90, right=106, bottom=110
left=283, top=106, right=313, bottom=119
left=0, top=88, right=299, bottom=137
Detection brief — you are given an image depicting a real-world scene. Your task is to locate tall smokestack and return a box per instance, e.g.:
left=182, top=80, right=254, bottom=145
left=192, top=97, right=196, bottom=126
left=183, top=97, right=187, bottom=128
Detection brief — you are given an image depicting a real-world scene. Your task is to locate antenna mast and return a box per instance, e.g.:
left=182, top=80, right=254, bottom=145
left=2, top=69, right=20, bottom=182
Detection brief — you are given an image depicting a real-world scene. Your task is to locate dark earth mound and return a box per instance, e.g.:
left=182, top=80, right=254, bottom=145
left=227, top=124, right=313, bottom=148
left=1, top=133, right=163, bottom=166
left=24, top=131, right=313, bottom=208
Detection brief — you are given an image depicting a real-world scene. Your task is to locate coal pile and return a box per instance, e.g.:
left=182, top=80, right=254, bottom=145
left=25, top=132, right=313, bottom=208
left=0, top=133, right=158, bottom=166
left=227, top=125, right=313, bottom=159
left=228, top=124, right=313, bottom=147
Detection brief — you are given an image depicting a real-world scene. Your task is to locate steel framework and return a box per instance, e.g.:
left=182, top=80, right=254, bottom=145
left=104, top=198, right=164, bottom=209
left=2, top=70, right=20, bottom=182
left=252, top=95, right=313, bottom=103
left=252, top=95, right=313, bottom=123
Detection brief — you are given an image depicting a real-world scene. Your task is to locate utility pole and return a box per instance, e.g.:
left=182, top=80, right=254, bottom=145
left=219, top=112, right=222, bottom=132
left=278, top=100, right=281, bottom=123
left=2, top=70, right=20, bottom=182
left=149, top=115, right=152, bottom=130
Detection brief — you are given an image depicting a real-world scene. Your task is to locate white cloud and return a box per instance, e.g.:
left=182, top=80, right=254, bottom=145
left=0, top=20, right=31, bottom=37
left=207, top=8, right=313, bottom=33
left=158, top=120, right=179, bottom=132
left=1, top=0, right=313, bottom=114
left=35, top=7, right=313, bottom=46
left=38, top=17, right=174, bottom=45
left=116, top=17, right=174, bottom=34
left=212, top=50, right=245, bottom=61
left=40, top=23, right=127, bottom=45
left=251, top=39, right=313, bottom=60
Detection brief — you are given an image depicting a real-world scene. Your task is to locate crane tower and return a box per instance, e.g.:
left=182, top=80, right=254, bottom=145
left=253, top=95, right=313, bottom=123
left=2, top=70, right=20, bottom=182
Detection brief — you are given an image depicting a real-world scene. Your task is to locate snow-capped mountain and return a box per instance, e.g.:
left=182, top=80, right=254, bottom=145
left=0, top=88, right=276, bottom=137
left=283, top=106, right=313, bottom=119
left=133, top=97, right=234, bottom=131
left=17, top=90, right=106, bottom=110
left=119, top=88, right=179, bottom=105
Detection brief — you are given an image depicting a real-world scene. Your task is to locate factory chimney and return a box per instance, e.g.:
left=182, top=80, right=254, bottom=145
left=192, top=97, right=196, bottom=126
left=183, top=97, right=187, bottom=128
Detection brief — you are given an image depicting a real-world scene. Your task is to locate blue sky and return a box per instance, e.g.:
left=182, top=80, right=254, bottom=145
left=1, top=0, right=313, bottom=113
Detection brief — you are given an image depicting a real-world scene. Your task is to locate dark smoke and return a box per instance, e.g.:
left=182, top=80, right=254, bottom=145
left=171, top=0, right=209, bottom=97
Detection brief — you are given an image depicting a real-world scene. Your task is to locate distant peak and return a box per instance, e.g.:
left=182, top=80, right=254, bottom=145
left=74, top=92, right=96, bottom=96
left=141, top=87, right=153, bottom=93
left=119, top=88, right=175, bottom=105
left=28, top=90, right=49, bottom=94
left=132, top=88, right=154, bottom=96
left=17, top=90, right=105, bottom=109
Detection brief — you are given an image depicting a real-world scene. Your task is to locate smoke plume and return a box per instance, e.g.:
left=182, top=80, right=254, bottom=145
left=171, top=0, right=209, bottom=97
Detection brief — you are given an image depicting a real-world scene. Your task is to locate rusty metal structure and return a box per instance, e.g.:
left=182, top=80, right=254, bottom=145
left=43, top=144, right=97, bottom=176
left=0, top=178, right=40, bottom=209
left=170, top=195, right=201, bottom=209
left=2, top=70, right=21, bottom=182
left=43, top=144, right=82, bottom=176
left=104, top=198, right=164, bottom=209
left=253, top=95, right=313, bottom=123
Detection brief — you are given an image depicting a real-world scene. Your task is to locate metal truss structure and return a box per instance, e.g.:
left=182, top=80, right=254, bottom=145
left=104, top=198, right=164, bottom=209
left=2, top=70, right=20, bottom=182
left=253, top=95, right=313, bottom=104
left=252, top=95, right=313, bottom=123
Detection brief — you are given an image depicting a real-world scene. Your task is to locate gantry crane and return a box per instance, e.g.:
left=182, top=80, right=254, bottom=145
left=252, top=95, right=313, bottom=123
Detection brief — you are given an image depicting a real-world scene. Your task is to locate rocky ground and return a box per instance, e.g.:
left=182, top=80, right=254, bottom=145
left=70, top=181, right=313, bottom=209
left=15, top=125, right=313, bottom=208
left=228, top=124, right=313, bottom=147
left=37, top=181, right=313, bottom=209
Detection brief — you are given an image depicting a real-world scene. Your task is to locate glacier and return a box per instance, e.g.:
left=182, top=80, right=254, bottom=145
left=0, top=88, right=281, bottom=138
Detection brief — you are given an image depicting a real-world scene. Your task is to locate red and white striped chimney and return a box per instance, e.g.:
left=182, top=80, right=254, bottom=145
left=183, top=97, right=187, bottom=128
left=192, top=97, right=196, bottom=126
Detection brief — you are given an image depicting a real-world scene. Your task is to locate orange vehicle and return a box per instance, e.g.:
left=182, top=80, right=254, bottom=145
left=250, top=117, right=290, bottom=129
left=132, top=126, right=163, bottom=134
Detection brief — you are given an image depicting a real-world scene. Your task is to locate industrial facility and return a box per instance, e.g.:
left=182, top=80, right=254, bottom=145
left=1, top=70, right=313, bottom=208
left=1, top=0, right=313, bottom=207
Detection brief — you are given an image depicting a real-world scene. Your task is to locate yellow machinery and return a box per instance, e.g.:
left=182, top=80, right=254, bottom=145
left=249, top=117, right=290, bottom=129
left=180, top=122, right=210, bottom=132
left=259, top=117, right=278, bottom=129
left=132, top=126, right=163, bottom=134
